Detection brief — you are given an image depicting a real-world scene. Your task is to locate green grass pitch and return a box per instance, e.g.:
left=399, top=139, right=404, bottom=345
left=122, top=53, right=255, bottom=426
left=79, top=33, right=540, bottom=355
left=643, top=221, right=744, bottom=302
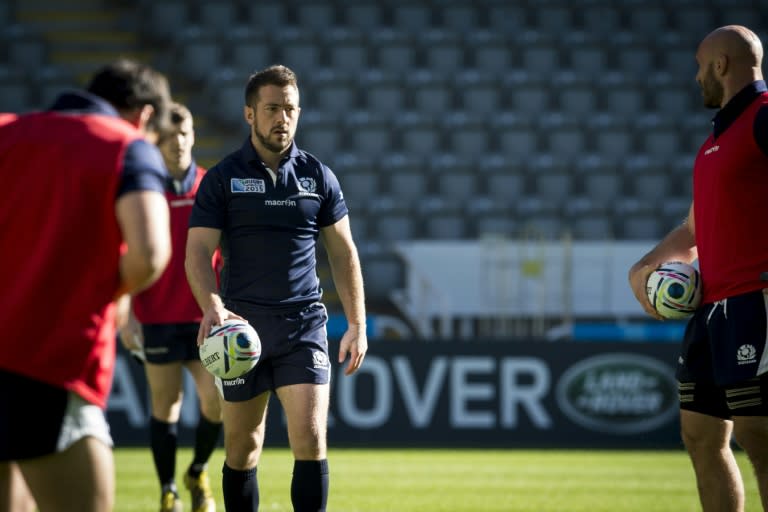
left=114, top=447, right=761, bottom=511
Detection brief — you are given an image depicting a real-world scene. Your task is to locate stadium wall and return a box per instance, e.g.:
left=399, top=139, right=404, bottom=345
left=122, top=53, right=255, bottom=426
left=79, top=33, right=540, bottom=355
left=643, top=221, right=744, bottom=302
left=108, top=340, right=682, bottom=449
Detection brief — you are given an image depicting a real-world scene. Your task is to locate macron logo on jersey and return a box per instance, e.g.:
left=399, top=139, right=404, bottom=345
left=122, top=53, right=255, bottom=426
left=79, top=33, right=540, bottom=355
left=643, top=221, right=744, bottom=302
left=231, top=178, right=265, bottom=193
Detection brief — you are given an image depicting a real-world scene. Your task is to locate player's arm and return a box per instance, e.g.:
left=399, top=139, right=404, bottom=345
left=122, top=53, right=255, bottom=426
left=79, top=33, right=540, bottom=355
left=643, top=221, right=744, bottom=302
left=320, top=215, right=367, bottom=376
left=628, top=202, right=697, bottom=319
left=186, top=226, right=240, bottom=345
left=115, top=190, right=171, bottom=297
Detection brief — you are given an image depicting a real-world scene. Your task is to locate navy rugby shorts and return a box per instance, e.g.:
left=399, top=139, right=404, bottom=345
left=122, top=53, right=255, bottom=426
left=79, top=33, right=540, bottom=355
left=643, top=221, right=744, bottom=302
left=0, top=370, right=112, bottom=461
left=217, top=302, right=330, bottom=401
left=677, top=289, right=768, bottom=418
left=142, top=322, right=201, bottom=364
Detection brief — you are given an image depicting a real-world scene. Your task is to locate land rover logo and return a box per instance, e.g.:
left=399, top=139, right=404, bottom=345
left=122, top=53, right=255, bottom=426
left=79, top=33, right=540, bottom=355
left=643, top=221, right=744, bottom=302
left=556, top=353, right=678, bottom=434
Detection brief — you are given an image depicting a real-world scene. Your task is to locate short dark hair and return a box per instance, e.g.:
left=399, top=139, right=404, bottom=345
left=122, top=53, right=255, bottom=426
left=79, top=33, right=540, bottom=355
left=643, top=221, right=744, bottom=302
left=86, top=58, right=172, bottom=133
left=244, top=64, right=298, bottom=106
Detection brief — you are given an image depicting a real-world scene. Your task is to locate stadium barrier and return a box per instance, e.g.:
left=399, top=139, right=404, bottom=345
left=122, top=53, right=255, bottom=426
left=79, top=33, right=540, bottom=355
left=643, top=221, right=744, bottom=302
left=108, top=339, right=682, bottom=449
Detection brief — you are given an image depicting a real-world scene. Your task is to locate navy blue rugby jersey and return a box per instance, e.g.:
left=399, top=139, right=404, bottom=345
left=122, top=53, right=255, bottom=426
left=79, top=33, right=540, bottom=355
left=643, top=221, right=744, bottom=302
left=190, top=137, right=348, bottom=311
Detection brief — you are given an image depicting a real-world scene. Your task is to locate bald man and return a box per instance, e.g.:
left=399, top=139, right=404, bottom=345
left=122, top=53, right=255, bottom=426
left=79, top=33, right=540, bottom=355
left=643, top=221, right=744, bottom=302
left=629, top=25, right=768, bottom=512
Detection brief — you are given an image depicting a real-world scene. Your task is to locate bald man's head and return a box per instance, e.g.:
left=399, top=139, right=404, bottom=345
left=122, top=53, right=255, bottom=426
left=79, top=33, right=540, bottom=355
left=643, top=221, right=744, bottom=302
left=695, top=25, right=764, bottom=108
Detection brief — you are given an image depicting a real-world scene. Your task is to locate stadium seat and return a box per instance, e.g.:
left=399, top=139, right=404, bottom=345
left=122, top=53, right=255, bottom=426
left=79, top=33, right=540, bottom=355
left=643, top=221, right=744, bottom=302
left=637, top=113, right=682, bottom=157
left=407, top=70, right=455, bottom=115
left=598, top=71, right=648, bottom=116
left=539, top=113, right=586, bottom=157
left=576, top=154, right=623, bottom=207
left=342, top=1, right=385, bottom=31
left=564, top=197, right=614, bottom=240
left=4, top=25, right=48, bottom=73
left=529, top=154, right=574, bottom=203
left=468, top=198, right=518, bottom=238
left=563, top=32, right=606, bottom=74
left=337, top=169, right=379, bottom=213
left=455, top=69, right=503, bottom=114
left=142, top=1, right=191, bottom=42
left=295, top=1, right=338, bottom=31
left=371, top=29, right=417, bottom=73
left=656, top=32, right=699, bottom=79
left=466, top=30, right=513, bottom=76
left=647, top=72, right=697, bottom=115
left=394, top=112, right=442, bottom=156
left=587, top=113, right=636, bottom=158
left=533, top=3, right=575, bottom=32
left=516, top=30, right=561, bottom=75
left=515, top=197, right=564, bottom=240
left=244, top=2, right=288, bottom=26
left=359, top=70, right=404, bottom=112
left=615, top=198, right=664, bottom=239
left=622, top=154, right=671, bottom=205
left=580, top=3, right=621, bottom=36
left=324, top=28, right=370, bottom=74
left=483, top=168, right=526, bottom=204
left=310, top=68, right=358, bottom=112
left=627, top=5, right=668, bottom=32
left=173, top=27, right=223, bottom=83
left=504, top=71, right=553, bottom=116
left=369, top=197, right=420, bottom=242
left=487, top=3, right=528, bottom=33
left=443, top=111, right=491, bottom=157
left=34, top=65, right=76, bottom=108
left=421, top=29, right=466, bottom=75
left=552, top=71, right=597, bottom=116
left=346, top=110, right=392, bottom=157
left=196, top=1, right=238, bottom=32
left=494, top=112, right=540, bottom=158
left=298, top=111, right=343, bottom=162
left=225, top=27, right=272, bottom=73
left=437, top=0, right=481, bottom=31
left=361, top=251, right=405, bottom=300
left=670, top=5, right=715, bottom=33
left=0, top=67, right=32, bottom=113
left=384, top=162, right=431, bottom=205
left=274, top=29, right=323, bottom=78
left=610, top=33, right=656, bottom=78
left=204, top=68, right=247, bottom=128
left=431, top=155, right=478, bottom=202
left=417, top=197, right=470, bottom=240
left=392, top=4, right=434, bottom=34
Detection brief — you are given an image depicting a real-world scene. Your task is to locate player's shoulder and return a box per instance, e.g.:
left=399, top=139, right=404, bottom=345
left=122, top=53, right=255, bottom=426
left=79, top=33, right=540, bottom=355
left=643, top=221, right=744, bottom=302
left=293, top=148, right=332, bottom=177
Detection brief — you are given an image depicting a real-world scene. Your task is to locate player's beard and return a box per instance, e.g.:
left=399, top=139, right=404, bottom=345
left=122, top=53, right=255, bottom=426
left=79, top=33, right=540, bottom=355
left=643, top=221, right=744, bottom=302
left=699, top=63, right=724, bottom=109
left=253, top=124, right=293, bottom=154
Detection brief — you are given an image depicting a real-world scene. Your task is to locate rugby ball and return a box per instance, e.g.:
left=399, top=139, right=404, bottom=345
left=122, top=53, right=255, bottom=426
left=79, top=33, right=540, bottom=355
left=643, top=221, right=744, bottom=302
left=199, top=319, right=261, bottom=379
left=646, top=261, right=702, bottom=320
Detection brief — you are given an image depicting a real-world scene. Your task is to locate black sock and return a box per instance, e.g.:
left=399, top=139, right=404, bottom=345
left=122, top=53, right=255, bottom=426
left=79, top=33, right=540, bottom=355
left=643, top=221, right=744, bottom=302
left=222, top=463, right=258, bottom=511
left=291, top=459, right=329, bottom=512
left=188, top=415, right=222, bottom=477
left=150, top=417, right=178, bottom=490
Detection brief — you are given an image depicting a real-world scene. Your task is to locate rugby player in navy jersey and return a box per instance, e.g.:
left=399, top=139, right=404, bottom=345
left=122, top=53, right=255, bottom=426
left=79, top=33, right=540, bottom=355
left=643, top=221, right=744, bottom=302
left=186, top=64, right=367, bottom=512
left=629, top=26, right=768, bottom=511
left=120, top=103, right=222, bottom=512
left=0, top=59, right=172, bottom=512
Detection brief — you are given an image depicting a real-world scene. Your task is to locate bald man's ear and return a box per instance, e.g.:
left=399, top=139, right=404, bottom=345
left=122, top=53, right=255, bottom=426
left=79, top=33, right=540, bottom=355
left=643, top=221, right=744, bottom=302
left=715, top=54, right=729, bottom=76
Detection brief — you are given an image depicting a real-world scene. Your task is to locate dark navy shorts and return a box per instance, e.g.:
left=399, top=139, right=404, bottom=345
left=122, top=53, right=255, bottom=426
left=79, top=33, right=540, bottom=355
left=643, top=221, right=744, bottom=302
left=0, top=370, right=112, bottom=461
left=677, top=289, right=768, bottom=418
left=216, top=302, right=330, bottom=401
left=142, top=322, right=201, bottom=364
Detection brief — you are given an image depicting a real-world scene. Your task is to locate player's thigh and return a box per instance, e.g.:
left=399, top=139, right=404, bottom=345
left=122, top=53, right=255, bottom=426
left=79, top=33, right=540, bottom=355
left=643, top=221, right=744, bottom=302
left=20, top=436, right=114, bottom=512
left=186, top=360, right=222, bottom=421
left=0, top=462, right=35, bottom=512
left=144, top=361, right=185, bottom=420
left=222, top=393, right=270, bottom=469
left=276, top=383, right=330, bottom=459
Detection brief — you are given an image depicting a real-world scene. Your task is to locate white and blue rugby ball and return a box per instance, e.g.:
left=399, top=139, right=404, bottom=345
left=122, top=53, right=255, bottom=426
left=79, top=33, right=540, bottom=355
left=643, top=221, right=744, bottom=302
left=646, top=261, right=702, bottom=320
left=199, top=319, right=261, bottom=379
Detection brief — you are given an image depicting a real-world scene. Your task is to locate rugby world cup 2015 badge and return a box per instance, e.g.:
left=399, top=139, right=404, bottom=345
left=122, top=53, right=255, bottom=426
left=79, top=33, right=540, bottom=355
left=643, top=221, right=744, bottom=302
left=231, top=178, right=265, bottom=193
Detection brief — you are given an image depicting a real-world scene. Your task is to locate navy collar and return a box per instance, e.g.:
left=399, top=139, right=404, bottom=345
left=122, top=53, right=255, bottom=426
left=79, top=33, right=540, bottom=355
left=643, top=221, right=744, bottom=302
left=166, top=159, right=198, bottom=194
left=712, top=80, right=768, bottom=138
left=240, top=136, right=301, bottom=170
left=48, top=90, right=121, bottom=117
